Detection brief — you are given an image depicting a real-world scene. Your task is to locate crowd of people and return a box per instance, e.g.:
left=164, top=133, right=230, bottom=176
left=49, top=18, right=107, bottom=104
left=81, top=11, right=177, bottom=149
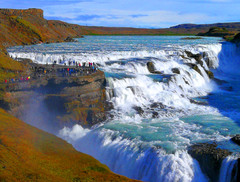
left=3, top=61, right=99, bottom=84
left=44, top=61, right=98, bottom=77
left=4, top=76, right=31, bottom=84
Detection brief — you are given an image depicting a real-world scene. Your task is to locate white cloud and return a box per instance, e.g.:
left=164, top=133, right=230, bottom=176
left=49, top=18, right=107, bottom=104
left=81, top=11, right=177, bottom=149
left=43, top=1, right=220, bottom=28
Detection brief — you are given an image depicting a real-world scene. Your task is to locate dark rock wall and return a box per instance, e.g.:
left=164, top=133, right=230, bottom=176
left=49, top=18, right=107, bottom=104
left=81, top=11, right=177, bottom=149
left=4, top=70, right=108, bottom=132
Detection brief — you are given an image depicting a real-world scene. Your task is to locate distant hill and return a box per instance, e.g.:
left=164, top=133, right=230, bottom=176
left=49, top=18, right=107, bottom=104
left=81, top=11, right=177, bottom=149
left=1, top=8, right=240, bottom=42
left=171, top=22, right=240, bottom=30
left=1, top=8, right=240, bottom=82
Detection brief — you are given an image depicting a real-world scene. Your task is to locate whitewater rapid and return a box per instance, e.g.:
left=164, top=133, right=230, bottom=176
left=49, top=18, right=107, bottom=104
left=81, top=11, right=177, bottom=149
left=8, top=36, right=240, bottom=182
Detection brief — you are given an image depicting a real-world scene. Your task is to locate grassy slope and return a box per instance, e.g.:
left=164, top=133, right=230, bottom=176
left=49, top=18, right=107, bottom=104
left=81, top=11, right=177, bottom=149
left=0, top=109, right=136, bottom=182
left=0, top=9, right=138, bottom=182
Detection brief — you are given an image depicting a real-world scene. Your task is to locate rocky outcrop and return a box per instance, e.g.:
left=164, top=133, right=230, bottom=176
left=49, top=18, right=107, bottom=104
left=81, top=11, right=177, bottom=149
left=185, top=51, right=203, bottom=66
left=188, top=143, right=232, bottom=182
left=3, top=62, right=108, bottom=130
left=0, top=8, right=44, bottom=18
left=64, top=36, right=78, bottom=42
left=184, top=51, right=214, bottom=79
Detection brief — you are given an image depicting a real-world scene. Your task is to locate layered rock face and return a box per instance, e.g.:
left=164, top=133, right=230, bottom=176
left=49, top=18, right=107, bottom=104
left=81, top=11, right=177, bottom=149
left=0, top=8, right=44, bottom=18
left=188, top=143, right=239, bottom=182
left=3, top=62, right=109, bottom=132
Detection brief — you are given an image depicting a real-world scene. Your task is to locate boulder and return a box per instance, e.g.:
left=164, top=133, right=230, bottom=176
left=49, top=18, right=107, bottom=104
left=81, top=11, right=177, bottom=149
left=172, top=68, right=180, bottom=74
left=147, top=62, right=155, bottom=73
left=152, top=111, right=159, bottom=118
left=150, top=102, right=165, bottom=109
left=188, top=143, right=232, bottom=182
left=147, top=62, right=162, bottom=74
left=133, top=106, right=144, bottom=116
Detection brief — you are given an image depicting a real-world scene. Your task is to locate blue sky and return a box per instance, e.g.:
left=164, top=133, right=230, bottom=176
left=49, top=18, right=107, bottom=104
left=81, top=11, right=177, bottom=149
left=1, top=0, right=240, bottom=28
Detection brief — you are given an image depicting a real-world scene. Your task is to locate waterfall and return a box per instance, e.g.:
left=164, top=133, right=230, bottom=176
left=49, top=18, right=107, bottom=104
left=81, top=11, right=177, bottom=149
left=8, top=36, right=240, bottom=182
left=219, top=156, right=238, bottom=182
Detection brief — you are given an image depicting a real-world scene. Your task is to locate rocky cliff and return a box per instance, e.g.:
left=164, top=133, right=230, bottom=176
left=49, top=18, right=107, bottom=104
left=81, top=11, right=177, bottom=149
left=0, top=8, right=136, bottom=182
left=3, top=61, right=109, bottom=131
left=0, top=8, right=110, bottom=128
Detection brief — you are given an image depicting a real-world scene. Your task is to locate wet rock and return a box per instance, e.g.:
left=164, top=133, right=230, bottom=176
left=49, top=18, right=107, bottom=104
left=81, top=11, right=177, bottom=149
left=185, top=51, right=203, bottom=66
left=133, top=106, right=144, bottom=115
left=184, top=52, right=214, bottom=79
left=150, top=102, right=165, bottom=109
left=152, top=111, right=159, bottom=118
left=203, top=52, right=214, bottom=68
left=205, top=70, right=214, bottom=79
left=193, top=65, right=202, bottom=75
left=105, top=101, right=114, bottom=111
left=188, top=143, right=232, bottom=182
left=147, top=62, right=162, bottom=74
left=147, top=62, right=155, bottom=73
left=231, top=134, right=240, bottom=146
left=190, top=99, right=208, bottom=106
left=183, top=78, right=190, bottom=85
left=185, top=63, right=196, bottom=68
left=64, top=36, right=77, bottom=42
left=152, top=71, right=163, bottom=74
left=172, top=68, right=180, bottom=74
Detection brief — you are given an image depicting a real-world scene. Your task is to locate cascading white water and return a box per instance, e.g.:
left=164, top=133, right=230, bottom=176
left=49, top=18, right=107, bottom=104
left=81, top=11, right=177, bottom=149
left=8, top=36, right=240, bottom=182
left=219, top=156, right=238, bottom=182
left=60, top=126, right=208, bottom=182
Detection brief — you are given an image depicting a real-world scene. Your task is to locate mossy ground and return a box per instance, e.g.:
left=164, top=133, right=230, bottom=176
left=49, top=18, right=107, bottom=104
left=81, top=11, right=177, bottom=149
left=0, top=108, right=138, bottom=182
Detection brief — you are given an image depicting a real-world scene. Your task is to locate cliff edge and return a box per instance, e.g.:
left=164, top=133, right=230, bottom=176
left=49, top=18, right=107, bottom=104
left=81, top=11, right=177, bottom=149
left=0, top=8, right=135, bottom=182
